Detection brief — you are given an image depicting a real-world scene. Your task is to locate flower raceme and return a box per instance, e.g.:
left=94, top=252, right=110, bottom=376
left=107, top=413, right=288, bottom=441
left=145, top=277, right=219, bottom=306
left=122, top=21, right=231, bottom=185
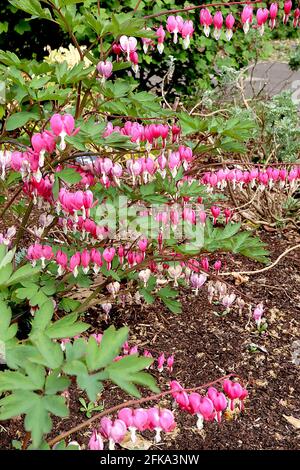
left=103, top=121, right=181, bottom=151
left=170, top=379, right=248, bottom=429
left=108, top=3, right=298, bottom=69
left=57, top=188, right=95, bottom=220
left=203, top=166, right=300, bottom=191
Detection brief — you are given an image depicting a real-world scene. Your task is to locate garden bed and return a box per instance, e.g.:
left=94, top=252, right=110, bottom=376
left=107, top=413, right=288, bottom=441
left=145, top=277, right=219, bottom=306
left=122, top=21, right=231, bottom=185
left=1, top=230, right=299, bottom=450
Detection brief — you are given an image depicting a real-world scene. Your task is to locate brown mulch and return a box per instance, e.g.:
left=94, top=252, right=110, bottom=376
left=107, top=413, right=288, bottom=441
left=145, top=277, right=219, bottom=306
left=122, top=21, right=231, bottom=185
left=0, top=230, right=300, bottom=450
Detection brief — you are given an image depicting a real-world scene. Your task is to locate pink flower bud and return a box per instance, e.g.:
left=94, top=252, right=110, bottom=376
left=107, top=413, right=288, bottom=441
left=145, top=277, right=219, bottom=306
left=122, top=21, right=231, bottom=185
left=157, top=353, right=165, bottom=372
left=167, top=354, right=174, bottom=373
left=97, top=61, right=113, bottom=80
left=214, top=260, right=222, bottom=273
left=156, top=25, right=165, bottom=53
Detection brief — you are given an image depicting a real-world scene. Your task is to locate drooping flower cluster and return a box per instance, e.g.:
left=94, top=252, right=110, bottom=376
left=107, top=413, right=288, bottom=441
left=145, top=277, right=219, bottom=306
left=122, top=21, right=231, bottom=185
left=170, top=379, right=248, bottom=429
left=88, top=3, right=299, bottom=83
left=104, top=121, right=181, bottom=150
left=166, top=15, right=194, bottom=48
left=57, top=188, right=95, bottom=220
left=203, top=166, right=300, bottom=191
left=112, top=36, right=139, bottom=74
left=88, top=408, right=176, bottom=450
left=1, top=113, right=78, bottom=184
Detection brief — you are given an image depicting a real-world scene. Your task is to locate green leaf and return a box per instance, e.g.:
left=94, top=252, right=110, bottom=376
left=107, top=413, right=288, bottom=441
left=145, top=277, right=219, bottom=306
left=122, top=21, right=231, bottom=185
left=106, top=355, right=158, bottom=398
left=23, top=362, right=46, bottom=389
left=65, top=338, right=87, bottom=362
left=0, top=264, right=13, bottom=284
left=45, top=371, right=70, bottom=395
left=86, top=325, right=128, bottom=371
left=24, top=395, right=52, bottom=448
left=218, top=222, right=241, bottom=240
left=43, top=395, right=69, bottom=418
left=8, top=0, right=52, bottom=21
left=162, top=297, right=182, bottom=314
left=139, top=288, right=155, bottom=304
left=14, top=19, right=31, bottom=35
left=157, top=287, right=178, bottom=299
left=86, top=336, right=99, bottom=372
left=45, top=313, right=89, bottom=339
left=0, top=390, right=36, bottom=420
left=59, top=297, right=81, bottom=313
left=29, top=290, right=49, bottom=308
left=179, top=112, right=208, bottom=135
left=30, top=76, right=51, bottom=89
left=16, top=285, right=38, bottom=300
left=0, top=299, right=17, bottom=342
left=31, top=333, right=64, bottom=369
left=63, top=359, right=87, bottom=376
left=0, top=248, right=15, bottom=269
left=0, top=22, right=8, bottom=34
left=76, top=370, right=104, bottom=402
left=5, top=111, right=39, bottom=131
left=57, top=168, right=82, bottom=184
left=0, top=370, right=40, bottom=392
left=6, top=264, right=40, bottom=286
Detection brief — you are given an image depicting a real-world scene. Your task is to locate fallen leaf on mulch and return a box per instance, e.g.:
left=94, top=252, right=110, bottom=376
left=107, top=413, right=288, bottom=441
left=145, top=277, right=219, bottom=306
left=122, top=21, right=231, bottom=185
left=283, top=415, right=300, bottom=429
left=255, top=379, right=268, bottom=387
left=232, top=273, right=249, bottom=285
left=120, top=432, right=153, bottom=450
left=263, top=225, right=277, bottom=232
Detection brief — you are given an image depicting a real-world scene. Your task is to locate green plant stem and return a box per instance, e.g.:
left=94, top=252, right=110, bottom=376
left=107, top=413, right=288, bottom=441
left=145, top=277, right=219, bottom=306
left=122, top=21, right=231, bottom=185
left=46, top=0, right=84, bottom=60
left=75, top=81, right=82, bottom=119
left=47, top=372, right=237, bottom=448
left=133, top=0, right=143, bottom=13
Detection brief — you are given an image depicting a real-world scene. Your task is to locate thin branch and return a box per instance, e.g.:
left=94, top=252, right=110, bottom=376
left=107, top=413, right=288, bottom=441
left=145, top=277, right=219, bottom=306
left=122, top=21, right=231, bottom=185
left=220, top=244, right=300, bottom=277
left=133, top=0, right=143, bottom=14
